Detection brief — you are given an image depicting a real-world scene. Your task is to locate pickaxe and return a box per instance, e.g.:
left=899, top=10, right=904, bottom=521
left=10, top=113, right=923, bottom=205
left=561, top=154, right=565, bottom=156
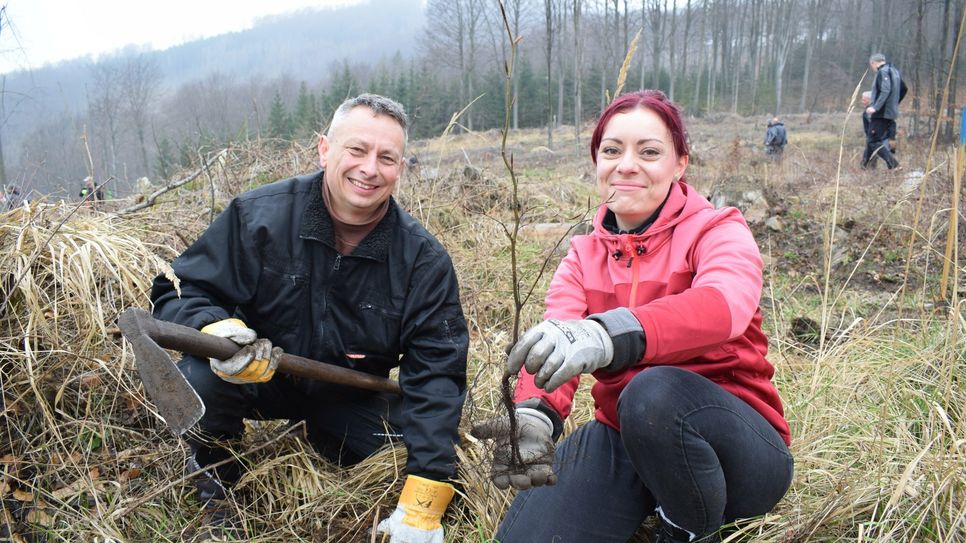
left=117, top=308, right=401, bottom=435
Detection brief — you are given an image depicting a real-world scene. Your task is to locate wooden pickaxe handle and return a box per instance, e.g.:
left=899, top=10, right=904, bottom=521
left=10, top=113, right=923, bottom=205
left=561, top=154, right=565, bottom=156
left=123, top=308, right=401, bottom=395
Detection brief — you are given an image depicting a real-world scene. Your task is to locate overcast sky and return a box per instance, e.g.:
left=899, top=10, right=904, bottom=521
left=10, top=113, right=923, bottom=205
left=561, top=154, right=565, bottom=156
left=0, top=0, right=363, bottom=75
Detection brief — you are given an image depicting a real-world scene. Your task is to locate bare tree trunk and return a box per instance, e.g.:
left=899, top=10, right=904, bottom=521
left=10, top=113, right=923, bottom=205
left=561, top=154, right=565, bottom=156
left=640, top=0, right=647, bottom=89
left=706, top=1, right=718, bottom=111
left=0, top=76, right=6, bottom=187
left=911, top=0, right=925, bottom=137
left=679, top=0, right=692, bottom=103
left=731, top=0, right=749, bottom=113
left=799, top=0, right=816, bottom=112
left=668, top=1, right=677, bottom=100
left=772, top=0, right=796, bottom=116
left=750, top=0, right=763, bottom=111
left=467, top=0, right=481, bottom=132
left=693, top=0, right=707, bottom=109
left=89, top=63, right=124, bottom=181
left=949, top=0, right=965, bottom=140
left=845, top=0, right=862, bottom=84
left=456, top=1, right=468, bottom=133
left=574, top=0, right=583, bottom=155
left=511, top=0, right=523, bottom=130
left=557, top=2, right=567, bottom=129
left=122, top=55, right=162, bottom=178
left=649, top=0, right=667, bottom=91
left=622, top=0, right=629, bottom=56
left=545, top=0, right=554, bottom=147
left=931, top=0, right=953, bottom=138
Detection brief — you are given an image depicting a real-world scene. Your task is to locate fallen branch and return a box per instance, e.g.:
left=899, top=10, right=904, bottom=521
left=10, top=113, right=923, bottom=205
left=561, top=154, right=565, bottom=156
left=114, top=149, right=229, bottom=215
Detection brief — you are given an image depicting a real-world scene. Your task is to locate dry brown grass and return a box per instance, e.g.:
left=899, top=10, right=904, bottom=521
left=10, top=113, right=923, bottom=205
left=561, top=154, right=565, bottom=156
left=0, top=120, right=962, bottom=542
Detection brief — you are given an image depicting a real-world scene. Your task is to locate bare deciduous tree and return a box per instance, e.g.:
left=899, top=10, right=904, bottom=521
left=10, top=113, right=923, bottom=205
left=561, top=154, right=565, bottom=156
left=121, top=55, right=163, bottom=177
left=88, top=62, right=125, bottom=181
left=573, top=0, right=583, bottom=155
left=544, top=0, right=554, bottom=147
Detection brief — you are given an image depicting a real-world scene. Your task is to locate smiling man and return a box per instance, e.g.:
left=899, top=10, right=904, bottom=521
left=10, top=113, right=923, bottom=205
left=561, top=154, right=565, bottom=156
left=150, top=94, right=468, bottom=542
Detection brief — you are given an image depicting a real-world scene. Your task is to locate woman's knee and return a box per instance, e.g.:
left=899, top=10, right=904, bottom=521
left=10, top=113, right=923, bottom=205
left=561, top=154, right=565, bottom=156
left=618, top=366, right=692, bottom=426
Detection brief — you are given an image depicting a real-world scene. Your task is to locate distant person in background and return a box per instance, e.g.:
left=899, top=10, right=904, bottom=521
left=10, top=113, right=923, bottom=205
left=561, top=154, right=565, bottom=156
left=79, top=176, right=104, bottom=207
left=864, top=53, right=902, bottom=170
left=764, top=117, right=787, bottom=160
left=860, top=91, right=896, bottom=169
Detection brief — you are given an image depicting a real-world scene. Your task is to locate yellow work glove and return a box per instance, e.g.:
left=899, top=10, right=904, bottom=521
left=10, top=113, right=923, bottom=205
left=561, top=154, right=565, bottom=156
left=375, top=475, right=454, bottom=543
left=200, top=318, right=280, bottom=384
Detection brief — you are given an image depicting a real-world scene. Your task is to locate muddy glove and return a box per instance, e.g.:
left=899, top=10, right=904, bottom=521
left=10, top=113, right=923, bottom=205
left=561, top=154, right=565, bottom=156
left=200, top=318, right=280, bottom=384
left=507, top=319, right=614, bottom=392
left=375, top=475, right=455, bottom=543
left=470, top=407, right=556, bottom=490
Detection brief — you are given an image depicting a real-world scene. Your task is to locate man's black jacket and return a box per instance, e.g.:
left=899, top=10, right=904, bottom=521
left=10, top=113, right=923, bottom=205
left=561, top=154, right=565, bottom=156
left=150, top=170, right=468, bottom=480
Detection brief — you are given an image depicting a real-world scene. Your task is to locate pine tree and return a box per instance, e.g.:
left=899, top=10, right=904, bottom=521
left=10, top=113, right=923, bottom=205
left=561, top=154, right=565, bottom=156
left=154, top=136, right=176, bottom=179
left=267, top=90, right=294, bottom=141
left=322, top=61, right=357, bottom=125
left=294, top=81, right=321, bottom=138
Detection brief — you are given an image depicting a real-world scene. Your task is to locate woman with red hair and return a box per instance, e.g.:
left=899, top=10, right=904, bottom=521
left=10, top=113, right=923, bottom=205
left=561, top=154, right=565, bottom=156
left=473, top=90, right=793, bottom=543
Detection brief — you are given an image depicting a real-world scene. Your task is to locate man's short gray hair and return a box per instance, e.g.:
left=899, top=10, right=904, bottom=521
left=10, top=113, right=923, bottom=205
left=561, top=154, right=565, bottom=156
left=327, top=93, right=409, bottom=145
left=869, top=53, right=887, bottom=64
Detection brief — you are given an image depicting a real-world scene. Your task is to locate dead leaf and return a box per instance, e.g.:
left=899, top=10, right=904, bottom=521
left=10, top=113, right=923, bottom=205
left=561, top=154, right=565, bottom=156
left=78, top=372, right=103, bottom=388
left=49, top=451, right=82, bottom=465
left=12, top=488, right=32, bottom=501
left=118, top=468, right=142, bottom=483
left=24, top=507, right=54, bottom=527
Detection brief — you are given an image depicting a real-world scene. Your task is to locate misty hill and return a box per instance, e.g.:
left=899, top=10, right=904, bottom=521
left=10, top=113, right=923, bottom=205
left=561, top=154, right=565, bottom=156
left=1, top=0, right=423, bottom=170
left=153, top=0, right=423, bottom=89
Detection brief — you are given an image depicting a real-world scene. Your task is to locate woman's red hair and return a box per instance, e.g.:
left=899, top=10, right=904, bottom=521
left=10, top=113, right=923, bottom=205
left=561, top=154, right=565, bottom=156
left=589, top=90, right=689, bottom=165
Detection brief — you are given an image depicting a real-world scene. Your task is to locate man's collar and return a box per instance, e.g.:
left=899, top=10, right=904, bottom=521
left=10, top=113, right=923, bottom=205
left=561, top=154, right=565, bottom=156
left=299, top=171, right=397, bottom=260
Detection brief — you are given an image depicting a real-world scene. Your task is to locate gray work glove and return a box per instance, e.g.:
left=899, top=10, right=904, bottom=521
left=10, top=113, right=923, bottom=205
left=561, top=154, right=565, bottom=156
left=470, top=407, right=556, bottom=490
left=507, top=319, right=614, bottom=392
left=201, top=318, right=281, bottom=384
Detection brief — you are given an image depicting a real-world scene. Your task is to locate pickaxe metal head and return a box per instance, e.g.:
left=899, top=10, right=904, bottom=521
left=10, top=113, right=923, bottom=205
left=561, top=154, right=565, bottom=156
left=118, top=307, right=401, bottom=436
left=118, top=308, right=205, bottom=435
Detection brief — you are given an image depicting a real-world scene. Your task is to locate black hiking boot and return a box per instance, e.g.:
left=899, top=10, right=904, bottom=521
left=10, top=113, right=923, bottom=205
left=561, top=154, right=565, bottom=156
left=655, top=521, right=721, bottom=543
left=186, top=454, right=244, bottom=541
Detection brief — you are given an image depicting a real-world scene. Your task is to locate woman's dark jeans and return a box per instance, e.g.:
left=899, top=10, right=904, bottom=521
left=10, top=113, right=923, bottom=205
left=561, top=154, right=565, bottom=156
left=496, top=366, right=794, bottom=543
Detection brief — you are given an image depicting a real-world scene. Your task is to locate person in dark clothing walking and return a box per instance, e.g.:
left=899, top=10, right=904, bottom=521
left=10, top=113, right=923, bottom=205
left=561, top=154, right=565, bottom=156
left=764, top=117, right=788, bottom=160
left=864, top=53, right=902, bottom=170
left=150, top=94, right=468, bottom=542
